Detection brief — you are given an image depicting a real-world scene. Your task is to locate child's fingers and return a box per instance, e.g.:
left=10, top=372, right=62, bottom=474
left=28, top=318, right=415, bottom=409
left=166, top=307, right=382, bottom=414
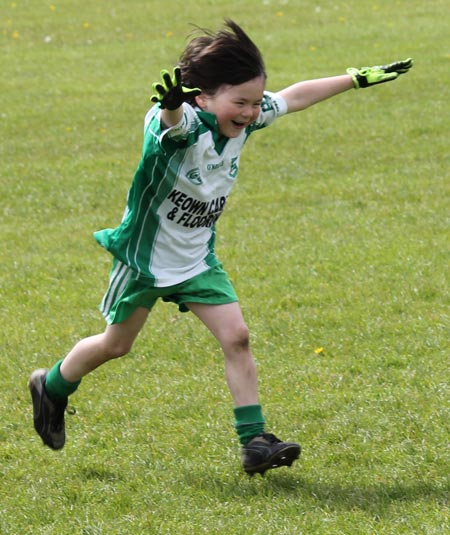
left=173, top=66, right=182, bottom=87
left=161, top=70, right=173, bottom=90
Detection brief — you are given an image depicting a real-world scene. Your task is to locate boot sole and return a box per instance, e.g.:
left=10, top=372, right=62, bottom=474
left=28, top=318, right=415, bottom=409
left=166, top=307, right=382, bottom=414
left=245, top=444, right=301, bottom=476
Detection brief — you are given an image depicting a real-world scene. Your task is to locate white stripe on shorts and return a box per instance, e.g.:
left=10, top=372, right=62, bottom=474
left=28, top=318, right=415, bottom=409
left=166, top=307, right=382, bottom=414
left=100, top=261, right=132, bottom=318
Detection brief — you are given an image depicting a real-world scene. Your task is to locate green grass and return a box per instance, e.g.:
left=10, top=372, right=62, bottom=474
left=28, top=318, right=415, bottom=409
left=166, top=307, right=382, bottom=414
left=1, top=0, right=449, bottom=533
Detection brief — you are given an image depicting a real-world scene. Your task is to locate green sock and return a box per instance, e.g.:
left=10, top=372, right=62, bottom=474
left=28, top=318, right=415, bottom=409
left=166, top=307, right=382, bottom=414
left=234, top=404, right=266, bottom=445
left=44, top=359, right=81, bottom=402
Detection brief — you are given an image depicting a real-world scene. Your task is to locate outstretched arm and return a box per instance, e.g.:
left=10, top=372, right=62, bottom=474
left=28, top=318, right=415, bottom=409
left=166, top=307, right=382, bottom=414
left=279, top=58, right=413, bottom=114
left=279, top=75, right=353, bottom=113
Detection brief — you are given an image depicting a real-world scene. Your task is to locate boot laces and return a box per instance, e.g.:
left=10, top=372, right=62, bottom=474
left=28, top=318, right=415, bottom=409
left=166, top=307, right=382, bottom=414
left=50, top=404, right=65, bottom=432
left=260, top=432, right=281, bottom=444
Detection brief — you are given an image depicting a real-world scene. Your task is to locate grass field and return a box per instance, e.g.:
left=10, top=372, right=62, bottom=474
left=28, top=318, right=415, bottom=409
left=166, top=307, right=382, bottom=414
left=1, top=0, right=449, bottom=533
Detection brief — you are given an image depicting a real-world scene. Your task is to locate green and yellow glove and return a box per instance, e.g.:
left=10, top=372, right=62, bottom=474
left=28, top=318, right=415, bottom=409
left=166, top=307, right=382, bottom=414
left=150, top=66, right=201, bottom=110
left=347, top=58, right=413, bottom=89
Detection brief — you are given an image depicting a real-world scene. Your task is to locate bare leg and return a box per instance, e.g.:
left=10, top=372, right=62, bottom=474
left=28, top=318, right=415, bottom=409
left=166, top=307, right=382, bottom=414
left=187, top=302, right=259, bottom=407
left=60, top=307, right=150, bottom=382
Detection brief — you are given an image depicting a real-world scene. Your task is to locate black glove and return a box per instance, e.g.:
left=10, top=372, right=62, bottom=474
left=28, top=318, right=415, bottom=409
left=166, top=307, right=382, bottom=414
left=347, top=58, right=414, bottom=89
left=150, top=66, right=201, bottom=110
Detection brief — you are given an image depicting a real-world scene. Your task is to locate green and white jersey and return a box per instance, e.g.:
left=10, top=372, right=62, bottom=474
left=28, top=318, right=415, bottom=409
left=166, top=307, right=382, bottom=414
left=94, top=91, right=287, bottom=287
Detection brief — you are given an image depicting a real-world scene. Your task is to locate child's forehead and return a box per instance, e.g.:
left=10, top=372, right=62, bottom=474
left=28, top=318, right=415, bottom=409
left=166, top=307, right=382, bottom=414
left=217, top=76, right=266, bottom=98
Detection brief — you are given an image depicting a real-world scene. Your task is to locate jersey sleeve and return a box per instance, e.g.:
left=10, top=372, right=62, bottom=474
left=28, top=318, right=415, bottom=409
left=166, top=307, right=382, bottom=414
left=143, top=103, right=202, bottom=151
left=246, top=91, right=288, bottom=135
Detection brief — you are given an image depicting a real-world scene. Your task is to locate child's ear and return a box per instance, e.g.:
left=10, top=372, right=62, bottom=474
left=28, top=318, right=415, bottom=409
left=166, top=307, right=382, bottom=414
left=195, top=93, right=207, bottom=109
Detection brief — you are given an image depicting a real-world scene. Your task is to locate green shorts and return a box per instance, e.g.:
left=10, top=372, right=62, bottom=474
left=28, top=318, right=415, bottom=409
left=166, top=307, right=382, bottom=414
left=100, top=261, right=238, bottom=324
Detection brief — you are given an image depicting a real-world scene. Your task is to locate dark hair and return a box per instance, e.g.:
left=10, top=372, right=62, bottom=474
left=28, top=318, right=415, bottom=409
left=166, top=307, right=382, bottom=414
left=178, top=19, right=266, bottom=102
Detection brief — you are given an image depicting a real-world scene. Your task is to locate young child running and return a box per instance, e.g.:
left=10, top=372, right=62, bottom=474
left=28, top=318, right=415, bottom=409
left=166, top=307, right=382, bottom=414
left=29, top=20, right=413, bottom=476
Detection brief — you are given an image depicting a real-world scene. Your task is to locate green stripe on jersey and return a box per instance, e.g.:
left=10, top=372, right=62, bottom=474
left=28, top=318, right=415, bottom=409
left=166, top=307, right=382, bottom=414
left=125, top=142, right=187, bottom=278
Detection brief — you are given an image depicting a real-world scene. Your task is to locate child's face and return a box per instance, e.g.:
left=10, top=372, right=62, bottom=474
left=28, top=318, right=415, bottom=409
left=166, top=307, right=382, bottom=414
left=195, top=76, right=266, bottom=138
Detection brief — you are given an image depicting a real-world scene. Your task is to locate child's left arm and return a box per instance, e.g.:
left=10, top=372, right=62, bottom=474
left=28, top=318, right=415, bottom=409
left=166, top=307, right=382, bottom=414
left=278, top=75, right=353, bottom=113
left=279, top=58, right=413, bottom=114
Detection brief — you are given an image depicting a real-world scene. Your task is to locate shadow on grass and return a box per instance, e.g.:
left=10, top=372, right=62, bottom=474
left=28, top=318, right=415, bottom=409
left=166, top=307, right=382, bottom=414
left=270, top=473, right=448, bottom=511
left=186, top=469, right=449, bottom=514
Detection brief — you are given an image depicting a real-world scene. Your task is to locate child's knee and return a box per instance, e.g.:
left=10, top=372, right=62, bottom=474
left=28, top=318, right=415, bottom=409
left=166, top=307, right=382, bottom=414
left=224, top=323, right=250, bottom=353
left=103, top=339, right=133, bottom=359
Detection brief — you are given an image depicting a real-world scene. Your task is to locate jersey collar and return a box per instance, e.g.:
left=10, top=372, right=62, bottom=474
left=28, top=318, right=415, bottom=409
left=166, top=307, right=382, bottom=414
left=196, top=109, right=229, bottom=155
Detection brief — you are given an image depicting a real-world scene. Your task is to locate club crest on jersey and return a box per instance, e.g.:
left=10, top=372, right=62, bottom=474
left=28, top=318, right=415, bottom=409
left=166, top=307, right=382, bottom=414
left=186, top=168, right=203, bottom=185
left=229, top=157, right=239, bottom=179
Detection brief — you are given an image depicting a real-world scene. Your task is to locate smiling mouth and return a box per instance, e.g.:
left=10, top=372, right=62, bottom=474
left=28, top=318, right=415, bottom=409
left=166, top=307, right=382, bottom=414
left=231, top=120, right=247, bottom=128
